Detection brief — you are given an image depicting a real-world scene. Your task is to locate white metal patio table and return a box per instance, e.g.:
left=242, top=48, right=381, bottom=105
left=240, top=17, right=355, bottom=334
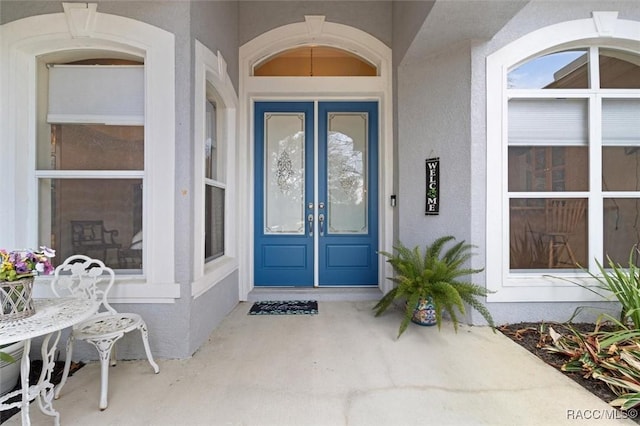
left=0, top=298, right=98, bottom=426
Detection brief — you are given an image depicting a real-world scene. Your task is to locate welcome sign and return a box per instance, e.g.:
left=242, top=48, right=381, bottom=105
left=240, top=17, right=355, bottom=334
left=425, top=157, right=439, bottom=215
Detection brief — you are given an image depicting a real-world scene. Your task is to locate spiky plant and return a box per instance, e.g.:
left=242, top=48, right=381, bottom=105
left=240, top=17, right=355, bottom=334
left=373, top=236, right=495, bottom=338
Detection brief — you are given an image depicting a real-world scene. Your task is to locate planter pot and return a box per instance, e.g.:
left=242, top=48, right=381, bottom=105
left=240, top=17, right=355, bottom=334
left=0, top=340, right=25, bottom=395
left=0, top=276, right=36, bottom=322
left=411, top=297, right=437, bottom=326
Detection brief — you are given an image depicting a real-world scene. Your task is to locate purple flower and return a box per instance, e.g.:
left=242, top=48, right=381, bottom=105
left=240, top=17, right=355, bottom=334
left=0, top=246, right=55, bottom=281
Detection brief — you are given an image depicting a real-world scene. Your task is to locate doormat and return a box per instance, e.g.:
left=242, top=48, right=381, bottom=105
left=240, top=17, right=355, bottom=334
left=248, top=300, right=318, bottom=316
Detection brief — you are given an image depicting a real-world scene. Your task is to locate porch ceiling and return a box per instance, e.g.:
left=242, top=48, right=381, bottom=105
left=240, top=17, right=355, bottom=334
left=402, top=0, right=530, bottom=65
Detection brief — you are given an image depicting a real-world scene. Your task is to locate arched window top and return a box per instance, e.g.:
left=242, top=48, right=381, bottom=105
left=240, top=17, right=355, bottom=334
left=253, top=46, right=377, bottom=77
left=508, top=47, right=640, bottom=89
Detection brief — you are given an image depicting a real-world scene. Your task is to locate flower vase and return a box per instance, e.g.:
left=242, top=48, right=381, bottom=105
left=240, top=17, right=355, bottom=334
left=411, top=296, right=437, bottom=326
left=0, top=276, right=36, bottom=321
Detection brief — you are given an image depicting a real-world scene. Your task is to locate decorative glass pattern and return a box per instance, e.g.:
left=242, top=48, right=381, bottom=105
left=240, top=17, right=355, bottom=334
left=276, top=151, right=294, bottom=191
left=327, top=113, right=368, bottom=234
left=264, top=113, right=305, bottom=234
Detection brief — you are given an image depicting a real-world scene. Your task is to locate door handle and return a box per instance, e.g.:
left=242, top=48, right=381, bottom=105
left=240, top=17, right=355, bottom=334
left=318, top=213, right=325, bottom=236
left=307, top=214, right=314, bottom=237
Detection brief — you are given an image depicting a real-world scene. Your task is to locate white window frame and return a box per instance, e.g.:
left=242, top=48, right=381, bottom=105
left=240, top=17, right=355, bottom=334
left=486, top=12, right=640, bottom=302
left=0, top=3, right=179, bottom=302
left=193, top=40, right=238, bottom=298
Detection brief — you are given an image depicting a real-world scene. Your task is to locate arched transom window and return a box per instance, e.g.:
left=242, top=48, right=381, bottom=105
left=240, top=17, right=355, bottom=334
left=253, top=46, right=377, bottom=77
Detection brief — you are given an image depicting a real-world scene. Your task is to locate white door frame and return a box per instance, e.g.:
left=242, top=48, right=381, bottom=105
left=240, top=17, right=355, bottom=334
left=238, top=16, right=394, bottom=299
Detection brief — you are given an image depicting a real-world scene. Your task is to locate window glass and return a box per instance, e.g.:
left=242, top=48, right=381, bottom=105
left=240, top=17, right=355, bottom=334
left=40, top=59, right=145, bottom=272
left=38, top=178, right=143, bottom=271
left=205, top=185, right=225, bottom=261
left=42, top=124, right=143, bottom=170
left=508, top=98, right=589, bottom=193
left=204, top=96, right=225, bottom=262
left=508, top=50, right=588, bottom=89
left=599, top=49, right=640, bottom=89
left=506, top=47, right=640, bottom=272
left=510, top=198, right=588, bottom=270
left=508, top=147, right=588, bottom=192
left=602, top=99, right=640, bottom=191
left=604, top=198, right=640, bottom=265
left=205, top=100, right=219, bottom=181
left=508, top=99, right=588, bottom=145
left=254, top=46, right=377, bottom=77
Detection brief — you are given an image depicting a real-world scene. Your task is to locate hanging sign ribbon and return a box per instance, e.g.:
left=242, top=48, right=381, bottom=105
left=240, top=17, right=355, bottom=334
left=425, top=157, right=439, bottom=215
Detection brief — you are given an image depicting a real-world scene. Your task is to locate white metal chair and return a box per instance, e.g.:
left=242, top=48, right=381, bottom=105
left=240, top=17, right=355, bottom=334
left=51, top=255, right=159, bottom=410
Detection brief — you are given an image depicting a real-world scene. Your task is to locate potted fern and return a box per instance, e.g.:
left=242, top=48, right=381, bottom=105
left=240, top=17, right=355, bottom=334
left=373, top=236, right=495, bottom=338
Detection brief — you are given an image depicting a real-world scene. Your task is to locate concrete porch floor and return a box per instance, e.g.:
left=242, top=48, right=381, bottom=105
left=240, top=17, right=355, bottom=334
left=5, top=301, right=636, bottom=426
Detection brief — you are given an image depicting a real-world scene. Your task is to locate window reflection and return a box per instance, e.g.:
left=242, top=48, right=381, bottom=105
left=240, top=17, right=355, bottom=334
left=604, top=199, right=640, bottom=264
left=39, top=124, right=144, bottom=271
left=205, top=185, right=225, bottom=261
left=509, top=147, right=588, bottom=192
left=599, top=49, right=640, bottom=89
left=510, top=198, right=588, bottom=270
left=45, top=125, right=143, bottom=170
left=39, top=178, right=143, bottom=271
left=508, top=50, right=588, bottom=89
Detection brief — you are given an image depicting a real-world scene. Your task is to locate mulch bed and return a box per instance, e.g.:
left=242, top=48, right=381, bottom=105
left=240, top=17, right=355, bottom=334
left=0, top=361, right=84, bottom=424
left=499, top=322, right=640, bottom=424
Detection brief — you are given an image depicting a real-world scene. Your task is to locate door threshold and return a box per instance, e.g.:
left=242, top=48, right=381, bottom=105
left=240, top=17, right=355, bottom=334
left=247, top=287, right=383, bottom=302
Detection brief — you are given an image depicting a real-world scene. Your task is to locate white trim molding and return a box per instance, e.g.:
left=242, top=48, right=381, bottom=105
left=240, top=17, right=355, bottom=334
left=238, top=16, right=394, bottom=300
left=192, top=40, right=239, bottom=298
left=486, top=12, right=640, bottom=303
left=62, top=2, right=98, bottom=38
left=0, top=4, right=179, bottom=302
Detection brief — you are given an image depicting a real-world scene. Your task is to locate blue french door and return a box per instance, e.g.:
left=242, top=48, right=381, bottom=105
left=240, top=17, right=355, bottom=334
left=254, top=101, right=378, bottom=286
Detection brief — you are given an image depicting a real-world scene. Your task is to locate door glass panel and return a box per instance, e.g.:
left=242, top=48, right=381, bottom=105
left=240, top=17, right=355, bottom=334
left=264, top=113, right=305, bottom=234
left=327, top=113, right=368, bottom=234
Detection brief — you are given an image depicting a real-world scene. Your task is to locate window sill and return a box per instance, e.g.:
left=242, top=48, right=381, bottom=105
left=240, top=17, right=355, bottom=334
left=33, top=276, right=180, bottom=304
left=487, top=275, right=606, bottom=303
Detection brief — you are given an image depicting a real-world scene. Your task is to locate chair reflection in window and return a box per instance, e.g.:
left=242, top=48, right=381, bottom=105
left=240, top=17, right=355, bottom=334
left=543, top=199, right=586, bottom=268
left=71, top=220, right=121, bottom=266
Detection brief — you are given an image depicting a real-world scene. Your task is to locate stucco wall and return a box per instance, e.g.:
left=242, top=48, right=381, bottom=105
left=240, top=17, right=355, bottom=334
left=191, top=0, right=239, bottom=91
left=238, top=0, right=392, bottom=48
left=397, top=43, right=472, bottom=251
left=189, top=271, right=239, bottom=356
